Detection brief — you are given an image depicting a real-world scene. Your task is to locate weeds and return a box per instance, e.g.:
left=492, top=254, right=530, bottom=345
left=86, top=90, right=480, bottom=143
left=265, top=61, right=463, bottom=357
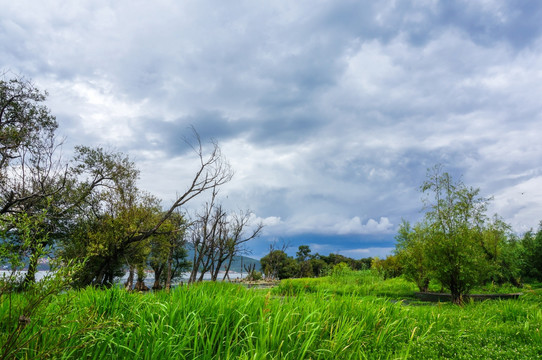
left=1, top=273, right=540, bottom=359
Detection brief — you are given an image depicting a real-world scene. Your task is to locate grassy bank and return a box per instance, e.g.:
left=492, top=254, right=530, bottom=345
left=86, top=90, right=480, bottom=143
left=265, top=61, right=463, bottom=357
left=1, top=272, right=541, bottom=359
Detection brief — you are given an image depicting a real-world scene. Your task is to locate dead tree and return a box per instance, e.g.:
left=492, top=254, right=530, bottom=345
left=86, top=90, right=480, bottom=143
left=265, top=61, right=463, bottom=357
left=187, top=190, right=263, bottom=283
left=244, top=263, right=256, bottom=281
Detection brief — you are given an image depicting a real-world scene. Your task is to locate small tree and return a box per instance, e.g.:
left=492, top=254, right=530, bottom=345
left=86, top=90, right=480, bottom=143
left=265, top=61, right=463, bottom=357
left=260, top=249, right=298, bottom=280
left=395, top=220, right=431, bottom=291
left=421, top=166, right=491, bottom=304
left=520, top=223, right=542, bottom=281
left=296, top=245, right=313, bottom=278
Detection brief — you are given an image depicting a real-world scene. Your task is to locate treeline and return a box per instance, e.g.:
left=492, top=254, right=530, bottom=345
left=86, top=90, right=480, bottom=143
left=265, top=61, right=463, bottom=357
left=259, top=244, right=373, bottom=280
left=0, top=74, right=261, bottom=291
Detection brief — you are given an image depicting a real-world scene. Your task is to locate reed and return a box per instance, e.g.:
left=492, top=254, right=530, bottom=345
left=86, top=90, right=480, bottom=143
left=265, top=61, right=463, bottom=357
left=1, top=275, right=541, bottom=359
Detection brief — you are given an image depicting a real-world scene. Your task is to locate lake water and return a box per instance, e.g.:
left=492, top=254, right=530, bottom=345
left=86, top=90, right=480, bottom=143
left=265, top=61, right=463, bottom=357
left=1, top=270, right=247, bottom=288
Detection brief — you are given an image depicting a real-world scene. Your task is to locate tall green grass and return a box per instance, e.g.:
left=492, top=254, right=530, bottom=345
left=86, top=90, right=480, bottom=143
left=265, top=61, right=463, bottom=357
left=1, top=274, right=541, bottom=359
left=274, top=271, right=417, bottom=299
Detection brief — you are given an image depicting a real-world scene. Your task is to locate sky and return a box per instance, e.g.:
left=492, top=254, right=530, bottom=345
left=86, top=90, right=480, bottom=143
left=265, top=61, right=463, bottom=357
left=2, top=1, right=542, bottom=259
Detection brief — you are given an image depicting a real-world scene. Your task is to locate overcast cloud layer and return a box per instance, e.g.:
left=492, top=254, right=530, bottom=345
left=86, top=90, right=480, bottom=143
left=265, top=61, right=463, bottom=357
left=2, top=1, right=542, bottom=258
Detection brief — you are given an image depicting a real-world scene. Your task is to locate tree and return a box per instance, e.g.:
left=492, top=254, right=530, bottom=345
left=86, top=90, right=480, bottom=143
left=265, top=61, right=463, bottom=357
left=58, top=148, right=150, bottom=287
left=60, top=129, right=233, bottom=288
left=260, top=249, right=298, bottom=280
left=0, top=80, right=144, bottom=286
left=296, top=245, right=313, bottom=277
left=395, top=220, right=431, bottom=292
left=0, top=74, right=62, bottom=216
left=308, top=257, right=328, bottom=277
left=150, top=211, right=191, bottom=290
left=478, top=216, right=522, bottom=286
left=1, top=75, right=234, bottom=290
left=0, top=74, right=69, bottom=286
left=420, top=165, right=491, bottom=304
left=187, top=189, right=262, bottom=283
left=520, top=223, right=542, bottom=281
left=371, top=255, right=402, bottom=280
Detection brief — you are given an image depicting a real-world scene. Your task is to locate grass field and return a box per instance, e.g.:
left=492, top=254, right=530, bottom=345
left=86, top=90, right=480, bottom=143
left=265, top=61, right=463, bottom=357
left=1, top=271, right=541, bottom=359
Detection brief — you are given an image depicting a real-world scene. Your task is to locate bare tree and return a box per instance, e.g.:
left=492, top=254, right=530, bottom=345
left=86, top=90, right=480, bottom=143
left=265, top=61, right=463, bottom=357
left=118, top=127, right=233, bottom=248
left=218, top=210, right=263, bottom=281
left=187, top=189, right=263, bottom=283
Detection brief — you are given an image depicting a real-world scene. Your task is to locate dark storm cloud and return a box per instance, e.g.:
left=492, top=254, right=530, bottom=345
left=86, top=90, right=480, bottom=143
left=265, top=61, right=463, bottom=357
left=132, top=112, right=252, bottom=155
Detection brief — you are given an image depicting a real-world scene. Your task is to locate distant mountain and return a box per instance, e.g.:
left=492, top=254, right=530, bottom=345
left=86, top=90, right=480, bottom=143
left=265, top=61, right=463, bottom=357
left=184, top=246, right=261, bottom=273
left=227, top=255, right=261, bottom=273
left=1, top=245, right=261, bottom=274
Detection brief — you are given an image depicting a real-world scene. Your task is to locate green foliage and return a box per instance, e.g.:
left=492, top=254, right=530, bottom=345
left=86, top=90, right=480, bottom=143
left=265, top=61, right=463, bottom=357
left=295, top=245, right=311, bottom=262
left=396, top=166, right=522, bottom=304
left=308, top=257, right=328, bottom=277
left=246, top=270, right=262, bottom=281
left=421, top=166, right=491, bottom=304
left=371, top=255, right=403, bottom=280
left=0, top=75, right=57, bottom=176
left=295, top=245, right=314, bottom=278
left=479, top=217, right=522, bottom=286
left=520, top=223, right=542, bottom=281
left=331, top=261, right=352, bottom=277
left=260, top=250, right=299, bottom=280
left=0, top=210, right=107, bottom=359
left=2, top=278, right=538, bottom=359
left=395, top=220, right=431, bottom=291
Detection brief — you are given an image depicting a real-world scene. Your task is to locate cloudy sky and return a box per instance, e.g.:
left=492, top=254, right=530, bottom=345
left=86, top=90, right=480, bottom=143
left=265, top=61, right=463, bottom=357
left=2, top=1, right=542, bottom=259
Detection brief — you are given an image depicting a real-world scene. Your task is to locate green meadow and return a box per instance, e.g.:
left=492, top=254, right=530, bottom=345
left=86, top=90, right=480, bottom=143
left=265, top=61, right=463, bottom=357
left=2, top=271, right=541, bottom=359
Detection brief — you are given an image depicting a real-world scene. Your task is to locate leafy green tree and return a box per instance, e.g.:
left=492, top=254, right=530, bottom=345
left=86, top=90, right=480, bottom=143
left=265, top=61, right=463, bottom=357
left=308, top=258, right=328, bottom=277
left=260, top=250, right=299, bottom=280
left=148, top=213, right=191, bottom=290
left=296, top=245, right=313, bottom=277
left=478, top=216, right=522, bottom=286
left=371, top=255, right=402, bottom=280
left=296, top=245, right=311, bottom=262
left=0, top=75, right=60, bottom=215
left=59, top=147, right=156, bottom=287
left=395, top=220, right=431, bottom=291
left=520, top=223, right=542, bottom=281
left=0, top=75, right=69, bottom=285
left=420, top=166, right=492, bottom=304
left=352, top=257, right=373, bottom=271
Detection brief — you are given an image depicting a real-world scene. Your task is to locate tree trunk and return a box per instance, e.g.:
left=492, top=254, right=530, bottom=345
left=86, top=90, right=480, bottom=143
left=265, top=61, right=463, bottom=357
left=94, top=262, right=107, bottom=287
left=451, top=291, right=463, bottom=305
left=449, top=277, right=464, bottom=305
left=105, top=271, right=114, bottom=288
left=134, top=280, right=149, bottom=291
left=124, top=266, right=134, bottom=290
left=165, top=249, right=173, bottom=291
left=418, top=278, right=430, bottom=293
left=222, top=255, right=234, bottom=281
left=22, top=246, right=38, bottom=287
left=152, top=265, right=163, bottom=290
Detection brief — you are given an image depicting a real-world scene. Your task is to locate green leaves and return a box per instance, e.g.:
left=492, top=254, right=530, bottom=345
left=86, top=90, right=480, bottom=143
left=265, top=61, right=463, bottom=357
left=398, top=166, right=515, bottom=304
